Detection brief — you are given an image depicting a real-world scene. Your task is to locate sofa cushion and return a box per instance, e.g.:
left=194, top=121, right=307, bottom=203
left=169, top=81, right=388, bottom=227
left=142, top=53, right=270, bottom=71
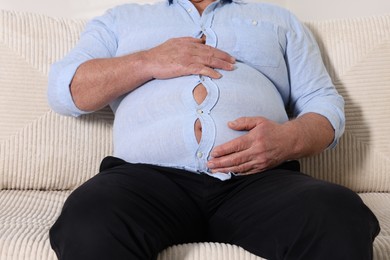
left=0, top=8, right=389, bottom=260
left=1, top=10, right=390, bottom=192
left=0, top=190, right=266, bottom=260
left=360, top=193, right=390, bottom=260
left=0, top=10, right=112, bottom=190
left=0, top=190, right=69, bottom=260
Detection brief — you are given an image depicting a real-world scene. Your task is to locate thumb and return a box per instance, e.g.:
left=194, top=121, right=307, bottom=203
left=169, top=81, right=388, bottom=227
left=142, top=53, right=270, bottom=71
left=228, top=117, right=261, bottom=131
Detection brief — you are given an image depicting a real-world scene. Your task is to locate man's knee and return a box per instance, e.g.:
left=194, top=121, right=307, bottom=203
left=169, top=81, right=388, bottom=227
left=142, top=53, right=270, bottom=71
left=49, top=180, right=116, bottom=254
left=297, top=182, right=376, bottom=230
left=291, top=181, right=379, bottom=259
left=49, top=174, right=154, bottom=260
left=302, top=182, right=374, bottom=222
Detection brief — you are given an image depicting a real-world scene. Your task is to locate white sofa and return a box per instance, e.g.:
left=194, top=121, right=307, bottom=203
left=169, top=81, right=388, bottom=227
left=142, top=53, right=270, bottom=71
left=0, top=9, right=389, bottom=260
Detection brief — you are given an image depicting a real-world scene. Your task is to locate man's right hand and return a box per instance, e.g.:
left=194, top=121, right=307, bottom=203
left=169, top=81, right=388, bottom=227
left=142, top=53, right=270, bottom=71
left=143, top=37, right=236, bottom=79
left=70, top=37, right=235, bottom=112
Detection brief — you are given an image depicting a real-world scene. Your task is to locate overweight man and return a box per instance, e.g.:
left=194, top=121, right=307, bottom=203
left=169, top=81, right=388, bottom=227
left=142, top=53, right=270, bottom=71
left=47, top=0, right=380, bottom=259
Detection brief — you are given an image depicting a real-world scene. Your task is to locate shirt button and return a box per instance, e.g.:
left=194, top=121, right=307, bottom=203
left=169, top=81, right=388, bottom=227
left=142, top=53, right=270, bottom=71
left=187, top=8, right=192, bottom=13
left=252, top=20, right=258, bottom=26
left=197, top=152, right=203, bottom=158
left=197, top=109, right=203, bottom=114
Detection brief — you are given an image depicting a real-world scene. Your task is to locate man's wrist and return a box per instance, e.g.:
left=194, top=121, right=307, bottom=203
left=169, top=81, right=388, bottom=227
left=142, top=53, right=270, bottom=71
left=282, top=113, right=334, bottom=159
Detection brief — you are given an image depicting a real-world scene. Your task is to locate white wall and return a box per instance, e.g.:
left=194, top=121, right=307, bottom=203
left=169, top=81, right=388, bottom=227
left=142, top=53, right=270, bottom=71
left=1, top=0, right=390, bottom=20
left=287, top=0, right=390, bottom=21
left=0, top=0, right=143, bottom=18
left=0, top=0, right=285, bottom=19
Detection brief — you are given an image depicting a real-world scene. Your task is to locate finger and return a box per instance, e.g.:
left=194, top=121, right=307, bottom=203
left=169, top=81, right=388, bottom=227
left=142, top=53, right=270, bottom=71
left=208, top=148, right=249, bottom=168
left=209, top=159, right=264, bottom=175
left=190, top=53, right=235, bottom=73
left=210, top=135, right=250, bottom=158
left=181, top=51, right=234, bottom=78
left=187, top=64, right=222, bottom=79
left=194, top=43, right=236, bottom=63
left=208, top=153, right=251, bottom=173
left=228, top=117, right=263, bottom=131
left=191, top=45, right=236, bottom=69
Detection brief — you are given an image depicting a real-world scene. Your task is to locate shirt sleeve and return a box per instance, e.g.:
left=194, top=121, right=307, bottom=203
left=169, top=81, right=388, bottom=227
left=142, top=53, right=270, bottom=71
left=285, top=12, right=345, bottom=148
left=47, top=9, right=118, bottom=117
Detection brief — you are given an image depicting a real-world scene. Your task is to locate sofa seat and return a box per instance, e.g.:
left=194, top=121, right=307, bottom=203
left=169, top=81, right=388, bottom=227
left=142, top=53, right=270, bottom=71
left=0, top=191, right=70, bottom=260
left=0, top=190, right=388, bottom=259
left=359, top=193, right=390, bottom=259
left=0, top=190, right=267, bottom=260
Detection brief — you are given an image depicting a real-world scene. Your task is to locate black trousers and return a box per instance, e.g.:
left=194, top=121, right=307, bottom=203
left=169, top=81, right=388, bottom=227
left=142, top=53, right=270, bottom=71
left=50, top=156, right=380, bottom=260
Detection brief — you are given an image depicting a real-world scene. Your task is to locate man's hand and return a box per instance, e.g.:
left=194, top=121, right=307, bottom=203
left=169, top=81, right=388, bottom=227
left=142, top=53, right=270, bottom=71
left=207, top=114, right=335, bottom=175
left=143, top=37, right=235, bottom=79
left=70, top=37, right=235, bottom=112
left=207, top=117, right=292, bottom=175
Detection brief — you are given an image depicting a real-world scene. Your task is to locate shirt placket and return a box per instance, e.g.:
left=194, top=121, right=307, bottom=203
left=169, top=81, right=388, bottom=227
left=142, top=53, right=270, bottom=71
left=178, top=0, right=220, bottom=172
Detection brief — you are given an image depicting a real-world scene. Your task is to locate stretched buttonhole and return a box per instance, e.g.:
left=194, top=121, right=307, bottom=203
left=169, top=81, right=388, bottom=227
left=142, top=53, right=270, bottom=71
left=193, top=83, right=208, bottom=105
left=192, top=83, right=207, bottom=144
left=194, top=119, right=202, bottom=144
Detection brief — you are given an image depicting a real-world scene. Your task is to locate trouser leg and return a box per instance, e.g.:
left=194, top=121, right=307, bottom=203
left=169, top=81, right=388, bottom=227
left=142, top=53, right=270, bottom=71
left=49, top=157, right=207, bottom=260
left=207, top=166, right=380, bottom=260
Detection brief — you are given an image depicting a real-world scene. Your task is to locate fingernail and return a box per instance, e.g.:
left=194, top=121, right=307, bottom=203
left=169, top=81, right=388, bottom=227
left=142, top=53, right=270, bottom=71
left=208, top=162, right=215, bottom=168
left=229, top=121, right=237, bottom=127
left=213, top=71, right=222, bottom=78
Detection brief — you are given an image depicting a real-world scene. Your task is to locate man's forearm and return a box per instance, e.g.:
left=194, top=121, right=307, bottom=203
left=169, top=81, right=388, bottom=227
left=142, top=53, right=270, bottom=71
left=70, top=52, right=151, bottom=112
left=285, top=112, right=335, bottom=160
left=207, top=112, right=335, bottom=174
left=69, top=37, right=236, bottom=112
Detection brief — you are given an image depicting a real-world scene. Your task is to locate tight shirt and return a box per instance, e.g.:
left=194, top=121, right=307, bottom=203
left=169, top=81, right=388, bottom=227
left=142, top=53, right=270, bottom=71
left=47, top=0, right=345, bottom=180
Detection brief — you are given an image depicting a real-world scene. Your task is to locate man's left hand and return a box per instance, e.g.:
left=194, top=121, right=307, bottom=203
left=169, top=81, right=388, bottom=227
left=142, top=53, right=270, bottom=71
left=207, top=117, right=293, bottom=175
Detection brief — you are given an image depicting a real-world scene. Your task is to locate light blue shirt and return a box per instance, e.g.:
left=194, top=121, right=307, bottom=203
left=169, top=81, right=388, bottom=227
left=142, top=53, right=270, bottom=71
left=47, top=0, right=345, bottom=180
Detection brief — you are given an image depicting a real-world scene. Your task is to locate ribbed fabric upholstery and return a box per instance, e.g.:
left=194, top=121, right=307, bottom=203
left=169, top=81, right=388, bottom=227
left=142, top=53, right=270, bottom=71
left=158, top=243, right=262, bottom=260
left=360, top=193, right=390, bottom=260
left=0, top=190, right=70, bottom=260
left=301, top=16, right=390, bottom=193
left=0, top=190, right=264, bottom=260
left=0, top=10, right=114, bottom=190
left=0, top=9, right=389, bottom=260
left=0, top=190, right=388, bottom=260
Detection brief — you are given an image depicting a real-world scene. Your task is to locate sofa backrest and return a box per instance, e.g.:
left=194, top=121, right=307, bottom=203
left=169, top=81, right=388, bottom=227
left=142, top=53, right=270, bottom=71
left=0, top=10, right=113, bottom=190
left=0, top=9, right=389, bottom=192
left=302, top=16, right=390, bottom=192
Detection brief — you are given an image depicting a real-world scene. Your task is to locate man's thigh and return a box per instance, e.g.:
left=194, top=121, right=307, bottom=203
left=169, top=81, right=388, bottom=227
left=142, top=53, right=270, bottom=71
left=206, top=167, right=376, bottom=260
left=51, top=157, right=207, bottom=259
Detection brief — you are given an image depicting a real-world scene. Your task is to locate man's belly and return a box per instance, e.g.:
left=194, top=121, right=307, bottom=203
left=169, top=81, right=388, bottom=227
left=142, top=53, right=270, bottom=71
left=112, top=62, right=288, bottom=172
